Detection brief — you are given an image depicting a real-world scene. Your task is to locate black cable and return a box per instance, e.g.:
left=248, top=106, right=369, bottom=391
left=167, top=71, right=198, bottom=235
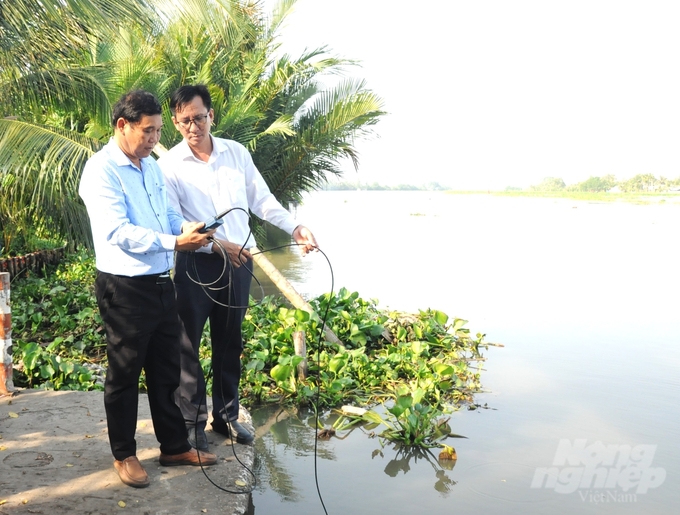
left=309, top=246, right=334, bottom=515
left=183, top=218, right=259, bottom=495
left=183, top=210, right=334, bottom=513
left=250, top=243, right=335, bottom=515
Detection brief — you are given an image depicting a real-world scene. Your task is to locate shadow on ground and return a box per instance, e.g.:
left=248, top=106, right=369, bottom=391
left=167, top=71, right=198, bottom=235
left=0, top=390, right=254, bottom=515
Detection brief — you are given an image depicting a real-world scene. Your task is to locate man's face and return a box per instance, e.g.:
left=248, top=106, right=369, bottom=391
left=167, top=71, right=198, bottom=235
left=172, top=96, right=213, bottom=149
left=118, top=114, right=162, bottom=161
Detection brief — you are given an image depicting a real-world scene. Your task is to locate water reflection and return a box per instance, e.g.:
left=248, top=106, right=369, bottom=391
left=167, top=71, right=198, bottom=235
left=378, top=444, right=458, bottom=495
left=252, top=407, right=338, bottom=504
left=252, top=404, right=462, bottom=505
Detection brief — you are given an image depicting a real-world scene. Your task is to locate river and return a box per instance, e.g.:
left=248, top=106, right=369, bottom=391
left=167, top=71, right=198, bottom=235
left=246, top=191, right=680, bottom=515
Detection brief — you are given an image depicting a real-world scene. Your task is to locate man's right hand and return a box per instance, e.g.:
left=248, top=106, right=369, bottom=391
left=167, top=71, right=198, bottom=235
left=175, top=222, right=215, bottom=251
left=211, top=238, right=252, bottom=267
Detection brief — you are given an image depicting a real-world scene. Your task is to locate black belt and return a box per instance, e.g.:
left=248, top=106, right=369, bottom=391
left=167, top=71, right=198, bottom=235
left=130, top=270, right=172, bottom=284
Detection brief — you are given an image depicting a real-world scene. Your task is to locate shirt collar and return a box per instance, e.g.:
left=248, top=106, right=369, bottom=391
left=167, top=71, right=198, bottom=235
left=177, top=134, right=228, bottom=161
left=105, top=138, right=149, bottom=171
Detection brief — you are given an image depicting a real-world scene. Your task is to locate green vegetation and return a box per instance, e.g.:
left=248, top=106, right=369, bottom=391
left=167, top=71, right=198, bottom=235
left=12, top=251, right=490, bottom=448
left=325, top=181, right=450, bottom=191
left=0, top=0, right=385, bottom=256
left=10, top=249, right=103, bottom=390
left=485, top=190, right=679, bottom=204
left=439, top=173, right=680, bottom=203
left=517, top=173, right=680, bottom=195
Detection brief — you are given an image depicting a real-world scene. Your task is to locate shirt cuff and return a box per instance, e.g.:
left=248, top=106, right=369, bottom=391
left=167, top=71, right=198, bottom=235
left=195, top=242, right=213, bottom=254
left=158, top=233, right=177, bottom=251
left=279, top=218, right=299, bottom=235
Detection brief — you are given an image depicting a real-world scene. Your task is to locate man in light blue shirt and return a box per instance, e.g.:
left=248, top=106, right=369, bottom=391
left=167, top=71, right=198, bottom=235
left=80, top=137, right=184, bottom=276
left=79, top=90, right=218, bottom=488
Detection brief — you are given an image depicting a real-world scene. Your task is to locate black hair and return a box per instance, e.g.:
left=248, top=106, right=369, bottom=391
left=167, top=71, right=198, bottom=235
left=111, top=90, right=162, bottom=126
left=169, top=84, right=212, bottom=114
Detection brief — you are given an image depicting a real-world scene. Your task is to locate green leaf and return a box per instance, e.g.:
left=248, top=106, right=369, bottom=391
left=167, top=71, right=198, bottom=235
left=369, top=324, right=385, bottom=336
left=361, top=411, right=385, bottom=426
left=294, top=309, right=310, bottom=322
left=40, top=363, right=56, bottom=379
left=46, top=337, right=64, bottom=352
left=76, top=307, right=94, bottom=319
left=395, top=395, right=413, bottom=411
left=329, top=355, right=347, bottom=373
left=270, top=364, right=293, bottom=382
left=349, top=333, right=367, bottom=346
left=21, top=343, right=41, bottom=369
left=412, top=388, right=426, bottom=405
left=452, top=318, right=468, bottom=332
left=59, top=361, right=75, bottom=375
left=433, top=310, right=449, bottom=325
left=434, top=363, right=454, bottom=377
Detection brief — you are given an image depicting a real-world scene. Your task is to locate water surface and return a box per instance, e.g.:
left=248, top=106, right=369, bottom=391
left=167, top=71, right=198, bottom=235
left=248, top=191, right=680, bottom=514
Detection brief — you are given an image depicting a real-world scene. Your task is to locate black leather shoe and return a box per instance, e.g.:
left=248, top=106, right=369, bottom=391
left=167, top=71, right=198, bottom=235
left=211, top=418, right=254, bottom=445
left=187, top=425, right=209, bottom=452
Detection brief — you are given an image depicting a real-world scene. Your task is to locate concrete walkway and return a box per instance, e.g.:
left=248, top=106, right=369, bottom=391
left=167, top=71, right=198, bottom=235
left=0, top=390, right=254, bottom=515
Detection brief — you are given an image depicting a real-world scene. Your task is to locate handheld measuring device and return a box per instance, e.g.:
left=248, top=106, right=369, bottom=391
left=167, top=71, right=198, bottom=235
left=199, top=208, right=231, bottom=233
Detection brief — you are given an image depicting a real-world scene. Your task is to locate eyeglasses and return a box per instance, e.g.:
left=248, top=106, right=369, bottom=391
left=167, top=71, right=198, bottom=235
left=176, top=113, right=209, bottom=129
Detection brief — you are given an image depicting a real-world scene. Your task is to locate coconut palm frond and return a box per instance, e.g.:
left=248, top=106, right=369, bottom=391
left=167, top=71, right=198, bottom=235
left=0, top=119, right=101, bottom=247
left=1, top=0, right=386, bottom=252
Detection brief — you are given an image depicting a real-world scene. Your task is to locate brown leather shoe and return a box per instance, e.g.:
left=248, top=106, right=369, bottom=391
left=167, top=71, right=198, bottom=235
left=159, top=448, right=217, bottom=467
left=113, top=456, right=150, bottom=488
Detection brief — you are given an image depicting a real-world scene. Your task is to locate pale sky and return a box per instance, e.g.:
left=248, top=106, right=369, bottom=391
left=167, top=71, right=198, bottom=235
left=265, top=0, right=680, bottom=190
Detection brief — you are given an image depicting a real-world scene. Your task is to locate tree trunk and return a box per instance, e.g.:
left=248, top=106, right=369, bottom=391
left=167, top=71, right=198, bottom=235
left=293, top=331, right=308, bottom=379
left=250, top=246, right=344, bottom=348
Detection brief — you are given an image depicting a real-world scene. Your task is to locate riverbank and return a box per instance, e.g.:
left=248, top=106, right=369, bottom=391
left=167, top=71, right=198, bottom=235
left=445, top=189, right=680, bottom=204
left=0, top=389, right=254, bottom=515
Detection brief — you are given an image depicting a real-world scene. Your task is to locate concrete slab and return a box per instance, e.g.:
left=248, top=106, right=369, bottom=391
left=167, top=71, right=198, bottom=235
left=0, top=390, right=254, bottom=515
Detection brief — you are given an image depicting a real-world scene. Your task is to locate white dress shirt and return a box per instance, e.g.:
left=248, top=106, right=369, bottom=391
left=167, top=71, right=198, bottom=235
left=79, top=139, right=183, bottom=275
left=158, top=136, right=298, bottom=250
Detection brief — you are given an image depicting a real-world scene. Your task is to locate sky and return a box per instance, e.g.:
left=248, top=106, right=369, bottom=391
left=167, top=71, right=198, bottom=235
left=263, top=0, right=680, bottom=190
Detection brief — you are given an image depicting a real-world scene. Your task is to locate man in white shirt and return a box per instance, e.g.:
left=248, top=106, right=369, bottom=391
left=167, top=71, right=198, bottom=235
left=158, top=84, right=317, bottom=449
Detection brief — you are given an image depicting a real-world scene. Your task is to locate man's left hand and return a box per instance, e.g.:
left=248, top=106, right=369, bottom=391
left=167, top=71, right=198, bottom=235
left=292, top=225, right=318, bottom=255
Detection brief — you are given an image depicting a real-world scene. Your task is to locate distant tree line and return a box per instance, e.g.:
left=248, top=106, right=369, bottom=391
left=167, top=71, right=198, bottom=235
left=324, top=181, right=450, bottom=191
left=514, top=174, right=680, bottom=193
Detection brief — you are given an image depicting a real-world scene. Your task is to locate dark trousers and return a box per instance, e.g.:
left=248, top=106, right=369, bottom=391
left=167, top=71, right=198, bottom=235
left=173, top=252, right=252, bottom=428
left=95, top=271, right=190, bottom=461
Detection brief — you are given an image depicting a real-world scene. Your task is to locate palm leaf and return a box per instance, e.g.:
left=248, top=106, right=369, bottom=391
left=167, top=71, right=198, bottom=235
left=0, top=119, right=102, bottom=247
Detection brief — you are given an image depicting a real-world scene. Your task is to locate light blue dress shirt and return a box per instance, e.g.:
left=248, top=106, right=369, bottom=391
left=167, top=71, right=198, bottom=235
left=79, top=139, right=184, bottom=276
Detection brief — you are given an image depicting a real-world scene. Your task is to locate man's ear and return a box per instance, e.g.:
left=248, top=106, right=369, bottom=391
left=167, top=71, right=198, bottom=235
left=115, top=117, right=127, bottom=132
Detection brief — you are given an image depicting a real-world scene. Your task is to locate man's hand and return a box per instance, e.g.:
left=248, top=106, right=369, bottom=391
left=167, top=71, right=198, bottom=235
left=211, top=238, right=252, bottom=267
left=292, top=225, right=318, bottom=255
left=175, top=222, right=215, bottom=251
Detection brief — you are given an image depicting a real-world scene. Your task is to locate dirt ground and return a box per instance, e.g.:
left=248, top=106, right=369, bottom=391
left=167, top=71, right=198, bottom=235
left=0, top=389, right=255, bottom=515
